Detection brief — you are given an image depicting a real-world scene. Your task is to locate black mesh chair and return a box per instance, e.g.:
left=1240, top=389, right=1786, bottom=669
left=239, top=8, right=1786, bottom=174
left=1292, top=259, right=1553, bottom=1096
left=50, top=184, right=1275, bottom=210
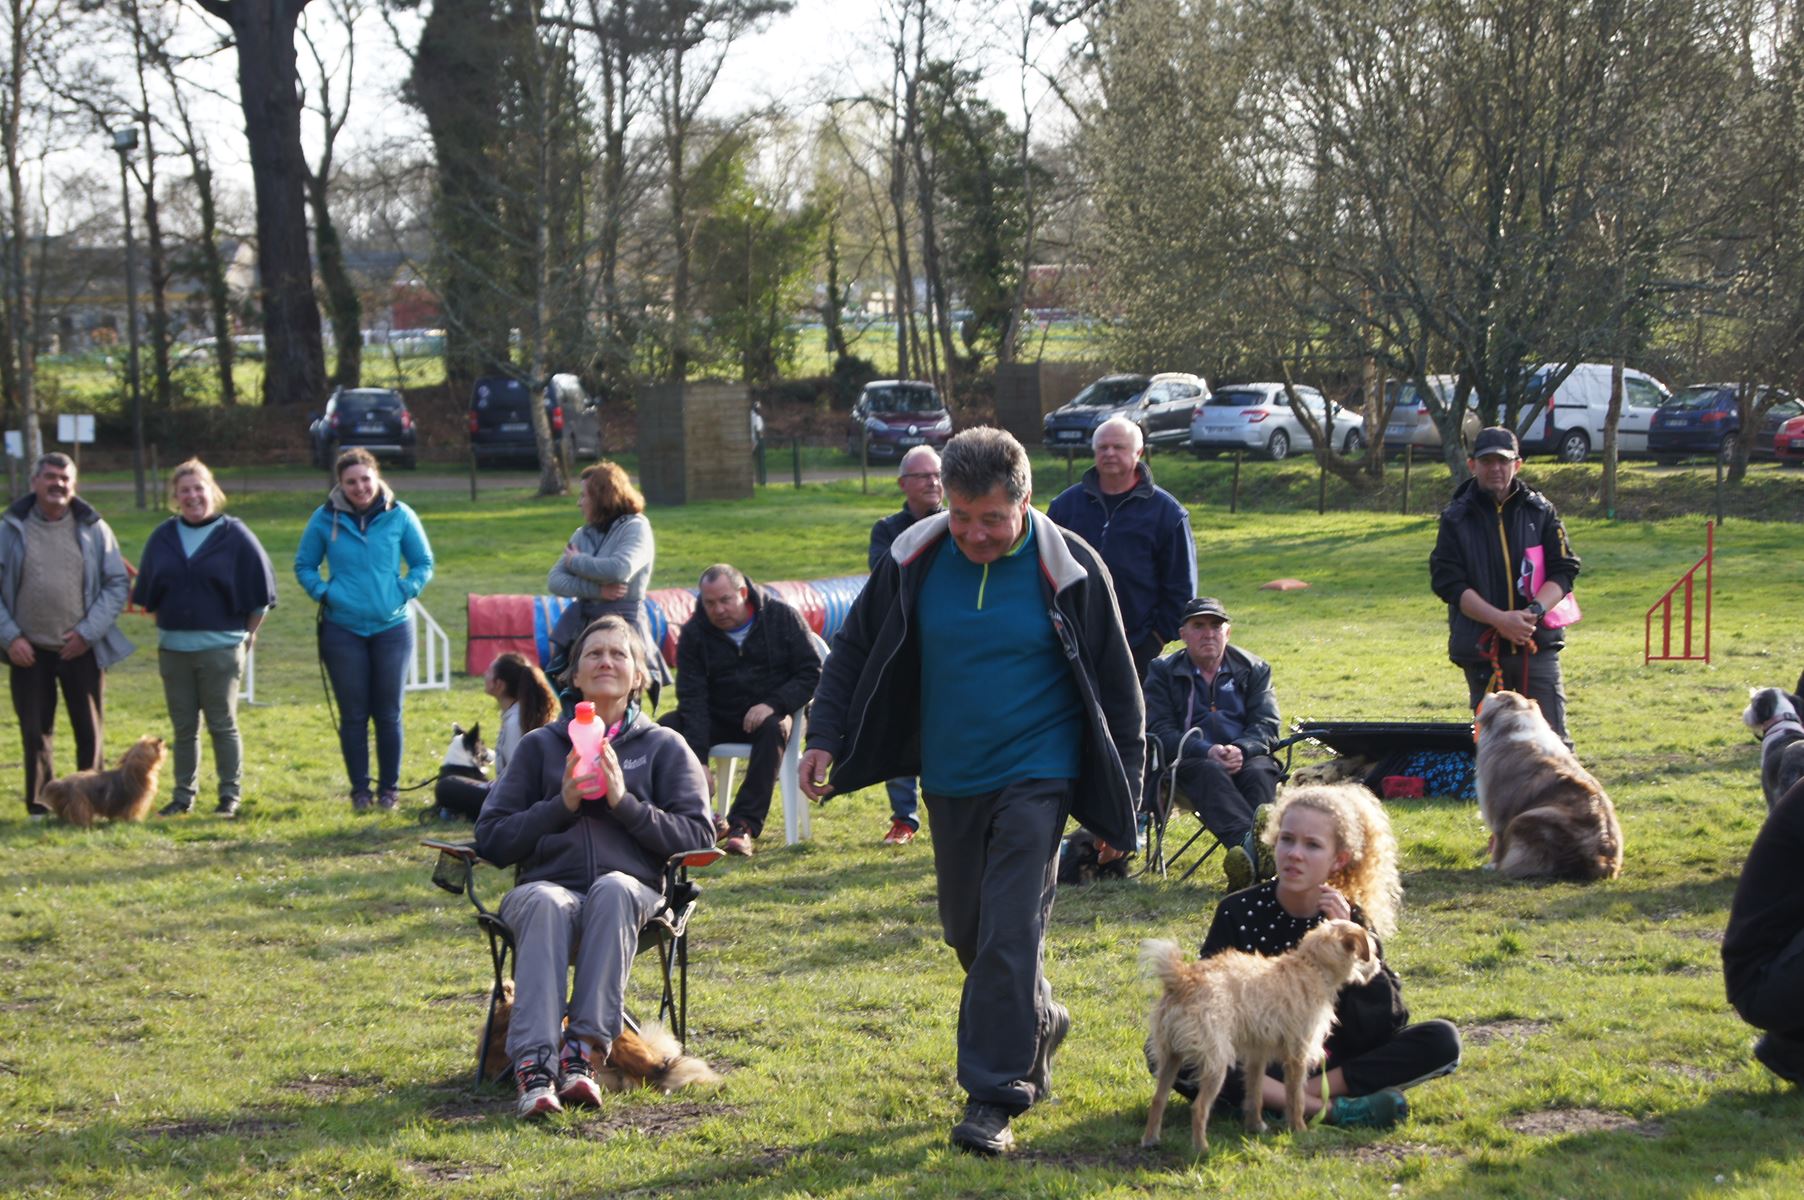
left=1138, top=729, right=1315, bottom=882
left=424, top=838, right=723, bottom=1086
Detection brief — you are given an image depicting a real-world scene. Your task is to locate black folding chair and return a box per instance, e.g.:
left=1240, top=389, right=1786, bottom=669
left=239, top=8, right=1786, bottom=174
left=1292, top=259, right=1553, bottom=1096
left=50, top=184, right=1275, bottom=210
left=424, top=838, right=723, bottom=1086
left=1138, top=729, right=1316, bottom=882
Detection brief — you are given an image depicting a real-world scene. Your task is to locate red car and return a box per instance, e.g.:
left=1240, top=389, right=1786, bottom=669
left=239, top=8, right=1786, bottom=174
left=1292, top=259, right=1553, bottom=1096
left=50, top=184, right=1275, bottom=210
left=1777, top=413, right=1804, bottom=465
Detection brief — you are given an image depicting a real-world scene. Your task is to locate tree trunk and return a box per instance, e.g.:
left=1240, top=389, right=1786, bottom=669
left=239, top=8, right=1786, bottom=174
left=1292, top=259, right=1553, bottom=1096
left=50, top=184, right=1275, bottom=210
left=5, top=0, right=36, bottom=461
left=196, top=0, right=326, bottom=407
left=193, top=163, right=238, bottom=407
left=307, top=170, right=363, bottom=389
left=140, top=138, right=174, bottom=412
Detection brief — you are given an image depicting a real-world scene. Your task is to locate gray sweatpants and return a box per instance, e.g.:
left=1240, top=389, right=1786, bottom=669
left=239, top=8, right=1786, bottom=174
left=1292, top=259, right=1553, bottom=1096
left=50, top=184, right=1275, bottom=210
left=922, top=777, right=1073, bottom=1114
left=499, top=872, right=664, bottom=1066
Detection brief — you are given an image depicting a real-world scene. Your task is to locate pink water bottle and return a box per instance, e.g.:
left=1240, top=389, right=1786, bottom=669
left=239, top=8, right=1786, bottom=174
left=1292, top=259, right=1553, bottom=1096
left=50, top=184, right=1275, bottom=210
left=568, top=702, right=609, bottom=800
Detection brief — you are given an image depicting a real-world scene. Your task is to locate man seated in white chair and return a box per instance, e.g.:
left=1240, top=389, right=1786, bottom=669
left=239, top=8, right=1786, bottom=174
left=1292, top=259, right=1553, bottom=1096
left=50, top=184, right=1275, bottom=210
left=1143, top=596, right=1282, bottom=890
left=661, top=564, right=822, bottom=858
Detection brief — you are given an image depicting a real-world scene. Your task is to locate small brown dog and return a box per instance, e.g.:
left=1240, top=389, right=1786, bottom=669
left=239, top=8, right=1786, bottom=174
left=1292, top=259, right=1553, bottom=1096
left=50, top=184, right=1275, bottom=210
left=1142, top=919, right=1381, bottom=1153
left=1474, top=691, right=1623, bottom=881
left=482, top=979, right=719, bottom=1093
left=40, top=736, right=168, bottom=828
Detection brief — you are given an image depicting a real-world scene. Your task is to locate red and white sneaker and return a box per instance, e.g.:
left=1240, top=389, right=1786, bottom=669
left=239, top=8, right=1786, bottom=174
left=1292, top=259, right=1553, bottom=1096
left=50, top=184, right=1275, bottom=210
left=881, top=819, right=917, bottom=845
left=557, top=1039, right=603, bottom=1108
left=514, top=1055, right=563, bottom=1119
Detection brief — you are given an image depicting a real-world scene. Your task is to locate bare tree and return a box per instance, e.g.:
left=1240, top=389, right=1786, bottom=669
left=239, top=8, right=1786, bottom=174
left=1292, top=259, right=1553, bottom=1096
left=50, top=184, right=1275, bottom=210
left=191, top=0, right=328, bottom=407
left=301, top=0, right=365, bottom=389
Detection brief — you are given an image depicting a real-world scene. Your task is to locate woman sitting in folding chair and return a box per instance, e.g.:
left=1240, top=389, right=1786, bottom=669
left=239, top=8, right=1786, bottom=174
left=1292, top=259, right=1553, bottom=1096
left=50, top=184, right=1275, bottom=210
left=474, top=615, right=714, bottom=1119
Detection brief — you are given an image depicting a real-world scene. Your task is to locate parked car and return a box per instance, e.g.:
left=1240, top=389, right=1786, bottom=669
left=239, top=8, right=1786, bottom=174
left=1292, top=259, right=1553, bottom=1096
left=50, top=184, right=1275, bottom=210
left=549, top=373, right=604, bottom=461
left=1381, top=375, right=1483, bottom=455
left=1189, top=383, right=1363, bottom=461
left=845, top=380, right=953, bottom=460
left=1512, top=362, right=1670, bottom=462
left=468, top=374, right=567, bottom=468
left=309, top=387, right=416, bottom=469
left=1042, top=372, right=1210, bottom=452
left=1648, top=384, right=1801, bottom=463
left=1774, top=411, right=1804, bottom=466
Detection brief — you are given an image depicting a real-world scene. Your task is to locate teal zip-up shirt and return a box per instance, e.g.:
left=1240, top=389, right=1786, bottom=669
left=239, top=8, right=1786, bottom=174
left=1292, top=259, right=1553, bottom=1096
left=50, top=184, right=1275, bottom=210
left=916, top=520, right=1081, bottom=795
left=293, top=486, right=434, bottom=637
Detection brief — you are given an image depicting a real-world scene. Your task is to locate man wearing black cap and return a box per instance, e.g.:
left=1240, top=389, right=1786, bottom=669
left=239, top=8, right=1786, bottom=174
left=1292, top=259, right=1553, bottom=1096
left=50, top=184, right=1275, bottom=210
left=1143, top=596, right=1282, bottom=890
left=1429, top=426, right=1581, bottom=746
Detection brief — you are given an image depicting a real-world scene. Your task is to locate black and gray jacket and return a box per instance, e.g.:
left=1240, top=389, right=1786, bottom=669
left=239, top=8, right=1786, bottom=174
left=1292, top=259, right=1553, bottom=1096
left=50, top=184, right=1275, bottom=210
left=1143, top=643, right=1280, bottom=765
left=1429, top=477, right=1580, bottom=665
left=806, top=507, right=1144, bottom=850
left=671, top=581, right=822, bottom=759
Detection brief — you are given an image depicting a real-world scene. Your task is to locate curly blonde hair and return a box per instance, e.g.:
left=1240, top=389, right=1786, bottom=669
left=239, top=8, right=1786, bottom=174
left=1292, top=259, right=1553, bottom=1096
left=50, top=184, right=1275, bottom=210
left=1263, top=783, right=1401, bottom=937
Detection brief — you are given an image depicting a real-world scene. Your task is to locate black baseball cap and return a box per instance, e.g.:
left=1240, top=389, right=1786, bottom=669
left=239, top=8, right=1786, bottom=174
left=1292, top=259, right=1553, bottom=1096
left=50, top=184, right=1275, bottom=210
left=1180, top=596, right=1230, bottom=624
left=1471, top=427, right=1520, bottom=460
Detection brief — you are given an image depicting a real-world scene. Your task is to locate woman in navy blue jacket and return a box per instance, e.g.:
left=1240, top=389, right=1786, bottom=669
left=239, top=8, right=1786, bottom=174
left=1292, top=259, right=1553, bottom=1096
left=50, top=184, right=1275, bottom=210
left=131, top=460, right=277, bottom=818
left=294, top=449, right=434, bottom=812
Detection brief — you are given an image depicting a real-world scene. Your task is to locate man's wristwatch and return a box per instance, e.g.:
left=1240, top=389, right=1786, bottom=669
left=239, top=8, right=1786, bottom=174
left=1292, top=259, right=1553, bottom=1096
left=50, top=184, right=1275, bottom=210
left=1525, top=600, right=1546, bottom=619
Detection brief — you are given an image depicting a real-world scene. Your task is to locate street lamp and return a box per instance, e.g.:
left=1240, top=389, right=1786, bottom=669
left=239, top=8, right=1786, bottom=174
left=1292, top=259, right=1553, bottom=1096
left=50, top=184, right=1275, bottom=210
left=111, top=125, right=146, bottom=509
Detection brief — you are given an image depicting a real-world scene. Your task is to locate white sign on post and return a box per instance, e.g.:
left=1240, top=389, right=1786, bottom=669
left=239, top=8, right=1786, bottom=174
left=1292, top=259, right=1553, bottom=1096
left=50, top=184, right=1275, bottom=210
left=3, top=431, right=20, bottom=459
left=57, top=414, right=95, bottom=444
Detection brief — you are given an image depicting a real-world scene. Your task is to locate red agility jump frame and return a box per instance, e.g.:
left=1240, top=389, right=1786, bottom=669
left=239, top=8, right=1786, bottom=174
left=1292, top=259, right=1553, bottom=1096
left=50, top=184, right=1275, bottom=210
left=1645, top=521, right=1713, bottom=665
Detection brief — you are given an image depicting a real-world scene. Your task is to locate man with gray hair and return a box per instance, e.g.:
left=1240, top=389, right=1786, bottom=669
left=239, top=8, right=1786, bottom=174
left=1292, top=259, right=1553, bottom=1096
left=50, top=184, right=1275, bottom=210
left=865, top=444, right=943, bottom=845
left=1047, top=415, right=1196, bottom=679
left=663, top=563, right=821, bottom=857
left=0, top=453, right=134, bottom=817
left=802, top=426, right=1143, bottom=1155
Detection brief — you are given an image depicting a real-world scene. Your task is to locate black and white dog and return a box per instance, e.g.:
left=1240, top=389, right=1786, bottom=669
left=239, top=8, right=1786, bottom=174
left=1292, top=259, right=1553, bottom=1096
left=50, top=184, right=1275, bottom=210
left=1744, top=688, right=1804, bottom=809
left=433, top=722, right=494, bottom=820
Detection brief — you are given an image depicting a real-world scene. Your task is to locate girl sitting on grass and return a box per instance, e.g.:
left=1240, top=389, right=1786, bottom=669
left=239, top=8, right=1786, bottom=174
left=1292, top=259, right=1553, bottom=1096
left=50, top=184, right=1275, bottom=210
left=1150, top=783, right=1461, bottom=1129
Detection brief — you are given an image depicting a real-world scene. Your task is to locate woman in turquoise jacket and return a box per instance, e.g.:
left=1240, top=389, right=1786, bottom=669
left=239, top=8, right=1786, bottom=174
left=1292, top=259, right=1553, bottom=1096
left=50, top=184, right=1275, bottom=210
left=294, top=448, right=435, bottom=812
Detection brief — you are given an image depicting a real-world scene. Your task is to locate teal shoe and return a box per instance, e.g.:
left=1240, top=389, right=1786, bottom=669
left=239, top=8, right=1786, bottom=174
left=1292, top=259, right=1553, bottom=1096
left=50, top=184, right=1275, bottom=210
left=1325, top=1088, right=1409, bottom=1130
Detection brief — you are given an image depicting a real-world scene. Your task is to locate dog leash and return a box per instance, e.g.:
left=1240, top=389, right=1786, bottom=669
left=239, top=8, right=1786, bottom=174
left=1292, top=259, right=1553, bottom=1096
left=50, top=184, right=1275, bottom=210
left=1478, top=628, right=1535, bottom=696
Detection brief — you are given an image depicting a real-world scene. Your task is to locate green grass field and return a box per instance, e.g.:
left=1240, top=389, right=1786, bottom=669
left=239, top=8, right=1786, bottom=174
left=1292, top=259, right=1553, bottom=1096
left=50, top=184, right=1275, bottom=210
left=3, top=468, right=1803, bottom=1197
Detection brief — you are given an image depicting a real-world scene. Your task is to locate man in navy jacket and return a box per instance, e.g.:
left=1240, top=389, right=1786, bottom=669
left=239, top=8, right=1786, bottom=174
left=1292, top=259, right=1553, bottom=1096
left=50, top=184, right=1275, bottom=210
left=1047, top=416, right=1195, bottom=679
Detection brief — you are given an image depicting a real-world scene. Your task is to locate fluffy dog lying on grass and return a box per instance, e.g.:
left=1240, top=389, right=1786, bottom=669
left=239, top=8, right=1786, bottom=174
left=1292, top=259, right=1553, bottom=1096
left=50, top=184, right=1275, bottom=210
left=40, top=736, right=167, bottom=828
left=1474, top=691, right=1623, bottom=881
left=482, top=980, right=719, bottom=1094
left=1141, top=920, right=1381, bottom=1154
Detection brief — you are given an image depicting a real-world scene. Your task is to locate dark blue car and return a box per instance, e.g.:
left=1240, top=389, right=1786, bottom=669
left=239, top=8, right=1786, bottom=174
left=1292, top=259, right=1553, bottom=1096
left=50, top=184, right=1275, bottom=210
left=1648, top=384, right=1801, bottom=462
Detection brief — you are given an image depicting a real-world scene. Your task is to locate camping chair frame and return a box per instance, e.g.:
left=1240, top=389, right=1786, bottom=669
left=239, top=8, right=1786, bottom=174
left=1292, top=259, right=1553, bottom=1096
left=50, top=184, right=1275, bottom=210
left=1138, top=729, right=1317, bottom=882
left=425, top=838, right=723, bottom=1087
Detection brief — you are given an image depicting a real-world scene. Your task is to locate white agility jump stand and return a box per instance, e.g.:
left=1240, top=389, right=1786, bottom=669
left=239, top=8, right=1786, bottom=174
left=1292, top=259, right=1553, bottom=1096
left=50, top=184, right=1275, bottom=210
left=243, top=599, right=449, bottom=704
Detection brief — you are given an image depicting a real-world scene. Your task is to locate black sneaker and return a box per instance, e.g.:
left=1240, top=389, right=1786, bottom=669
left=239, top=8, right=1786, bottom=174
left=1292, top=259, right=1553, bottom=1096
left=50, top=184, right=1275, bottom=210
left=350, top=791, right=374, bottom=814
left=158, top=799, right=193, bottom=818
left=1029, top=1001, right=1071, bottom=1103
left=1755, top=1034, right=1804, bottom=1085
left=376, top=788, right=400, bottom=811
left=950, top=1101, right=1015, bottom=1155
left=214, top=797, right=240, bottom=818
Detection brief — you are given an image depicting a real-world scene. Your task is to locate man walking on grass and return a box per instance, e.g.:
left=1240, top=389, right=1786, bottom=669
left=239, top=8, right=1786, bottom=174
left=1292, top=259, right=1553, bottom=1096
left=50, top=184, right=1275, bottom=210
left=0, top=453, right=135, bottom=817
left=865, top=444, right=943, bottom=846
left=801, top=426, right=1143, bottom=1156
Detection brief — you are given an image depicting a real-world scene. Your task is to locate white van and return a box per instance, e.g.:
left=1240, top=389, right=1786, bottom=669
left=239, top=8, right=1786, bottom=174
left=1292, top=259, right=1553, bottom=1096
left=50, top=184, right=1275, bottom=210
left=1513, top=362, right=1671, bottom=462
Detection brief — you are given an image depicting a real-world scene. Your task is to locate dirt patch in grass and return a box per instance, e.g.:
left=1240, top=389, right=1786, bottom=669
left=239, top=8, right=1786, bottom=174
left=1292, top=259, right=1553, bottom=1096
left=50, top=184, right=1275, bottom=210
left=1030, top=1146, right=1164, bottom=1170
left=1657, top=1061, right=1722, bottom=1083
left=554, top=1100, right=737, bottom=1141
left=1505, top=1108, right=1665, bottom=1138
left=426, top=1093, right=495, bottom=1125
left=137, top=1117, right=296, bottom=1140
left=1464, top=1019, right=1554, bottom=1046
left=1331, top=1139, right=1454, bottom=1166
left=405, top=1160, right=501, bottom=1184
left=279, top=1073, right=382, bottom=1100
left=427, top=991, right=489, bottom=1007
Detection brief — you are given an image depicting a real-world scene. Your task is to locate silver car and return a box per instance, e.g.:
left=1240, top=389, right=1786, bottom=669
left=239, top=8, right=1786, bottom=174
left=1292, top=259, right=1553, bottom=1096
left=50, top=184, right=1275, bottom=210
left=1189, top=383, right=1364, bottom=461
left=1382, top=375, right=1481, bottom=455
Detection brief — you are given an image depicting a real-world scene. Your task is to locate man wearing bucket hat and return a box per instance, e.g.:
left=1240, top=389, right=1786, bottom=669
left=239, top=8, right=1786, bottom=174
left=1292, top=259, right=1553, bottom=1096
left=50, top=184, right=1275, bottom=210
left=1429, top=426, right=1581, bottom=747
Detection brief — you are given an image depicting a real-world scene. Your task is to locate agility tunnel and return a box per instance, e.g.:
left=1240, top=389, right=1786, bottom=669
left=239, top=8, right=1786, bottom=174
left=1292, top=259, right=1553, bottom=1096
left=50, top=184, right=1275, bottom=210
left=465, top=574, right=868, bottom=677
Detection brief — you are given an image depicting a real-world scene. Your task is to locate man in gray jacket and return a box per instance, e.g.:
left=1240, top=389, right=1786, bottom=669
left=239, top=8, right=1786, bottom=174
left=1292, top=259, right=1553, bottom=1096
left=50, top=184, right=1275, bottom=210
left=0, top=453, right=135, bottom=816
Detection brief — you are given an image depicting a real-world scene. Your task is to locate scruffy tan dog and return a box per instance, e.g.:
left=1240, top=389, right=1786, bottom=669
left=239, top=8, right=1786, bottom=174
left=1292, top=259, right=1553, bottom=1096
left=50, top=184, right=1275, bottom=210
left=1142, top=919, right=1380, bottom=1153
left=40, top=736, right=167, bottom=828
left=1474, top=691, right=1622, bottom=881
left=482, top=979, right=719, bottom=1093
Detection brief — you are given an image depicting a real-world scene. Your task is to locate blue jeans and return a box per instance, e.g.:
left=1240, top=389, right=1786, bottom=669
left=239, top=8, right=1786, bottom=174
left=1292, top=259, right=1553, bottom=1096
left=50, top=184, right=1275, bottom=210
left=318, top=617, right=412, bottom=794
left=886, top=777, right=919, bottom=828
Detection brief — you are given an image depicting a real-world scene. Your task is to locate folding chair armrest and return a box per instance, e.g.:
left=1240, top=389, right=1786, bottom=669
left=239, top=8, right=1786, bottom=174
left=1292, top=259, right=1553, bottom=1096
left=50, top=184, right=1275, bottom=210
left=423, top=838, right=504, bottom=916
left=421, top=838, right=481, bottom=862
left=669, top=846, right=726, bottom=873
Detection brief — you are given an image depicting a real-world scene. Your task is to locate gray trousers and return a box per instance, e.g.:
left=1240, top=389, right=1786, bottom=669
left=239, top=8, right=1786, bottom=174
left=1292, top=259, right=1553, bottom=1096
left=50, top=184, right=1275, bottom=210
left=158, top=645, right=247, bottom=806
left=922, top=777, right=1072, bottom=1114
left=499, top=872, right=664, bottom=1065
left=1463, top=649, right=1570, bottom=749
